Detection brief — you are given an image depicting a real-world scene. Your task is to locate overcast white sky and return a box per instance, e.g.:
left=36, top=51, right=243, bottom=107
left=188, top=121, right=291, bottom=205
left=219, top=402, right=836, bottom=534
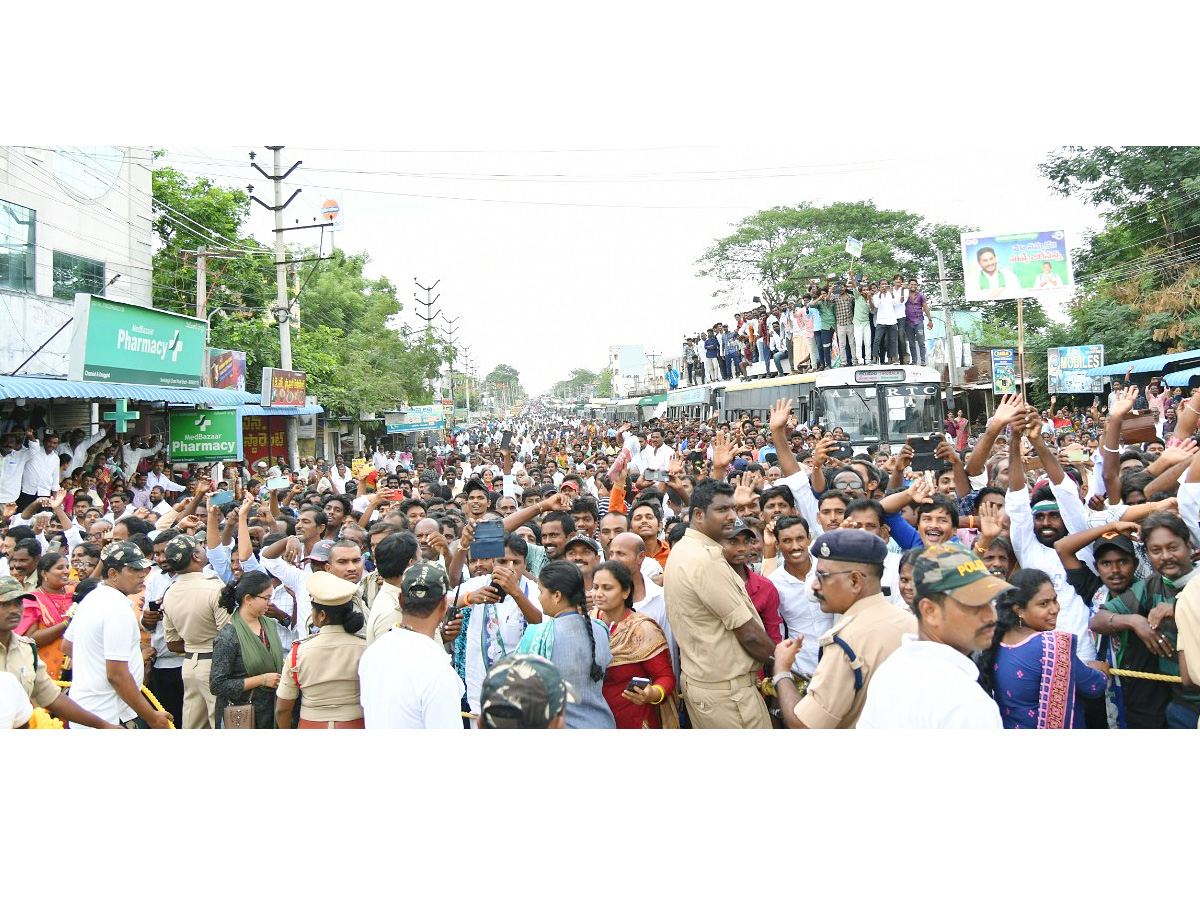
left=154, top=145, right=1101, bottom=395
left=24, top=3, right=1185, bottom=396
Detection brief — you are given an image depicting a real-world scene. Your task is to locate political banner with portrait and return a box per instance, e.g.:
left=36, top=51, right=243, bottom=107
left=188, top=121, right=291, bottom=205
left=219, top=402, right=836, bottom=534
left=961, top=229, right=1074, bottom=303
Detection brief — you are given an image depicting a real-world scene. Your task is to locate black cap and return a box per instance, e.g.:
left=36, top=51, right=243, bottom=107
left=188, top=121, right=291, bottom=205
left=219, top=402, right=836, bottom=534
left=810, top=530, right=888, bottom=566
left=1094, top=532, right=1137, bottom=559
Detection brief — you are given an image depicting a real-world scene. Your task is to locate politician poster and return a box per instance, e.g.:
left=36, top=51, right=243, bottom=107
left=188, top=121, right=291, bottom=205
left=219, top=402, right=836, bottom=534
left=961, top=229, right=1074, bottom=303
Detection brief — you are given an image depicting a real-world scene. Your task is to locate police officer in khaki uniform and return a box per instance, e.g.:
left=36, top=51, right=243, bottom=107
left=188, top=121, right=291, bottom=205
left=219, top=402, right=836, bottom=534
left=0, top=576, right=117, bottom=728
left=275, top=570, right=368, bottom=729
left=772, top=530, right=916, bottom=729
left=161, top=534, right=229, bottom=729
left=664, top=480, right=776, bottom=729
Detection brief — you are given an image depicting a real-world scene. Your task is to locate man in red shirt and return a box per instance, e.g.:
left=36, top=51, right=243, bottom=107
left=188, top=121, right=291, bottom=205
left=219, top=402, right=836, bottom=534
left=721, top=518, right=783, bottom=644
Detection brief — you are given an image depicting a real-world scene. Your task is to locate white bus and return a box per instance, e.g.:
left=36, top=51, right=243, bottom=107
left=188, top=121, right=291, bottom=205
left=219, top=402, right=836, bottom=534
left=813, top=365, right=945, bottom=451
left=717, top=371, right=819, bottom=424
left=665, top=384, right=718, bottom=421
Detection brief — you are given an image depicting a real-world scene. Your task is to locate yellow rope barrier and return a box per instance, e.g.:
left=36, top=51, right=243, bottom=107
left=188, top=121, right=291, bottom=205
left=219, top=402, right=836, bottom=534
left=55, top=680, right=177, bottom=728
left=1108, top=668, right=1183, bottom=684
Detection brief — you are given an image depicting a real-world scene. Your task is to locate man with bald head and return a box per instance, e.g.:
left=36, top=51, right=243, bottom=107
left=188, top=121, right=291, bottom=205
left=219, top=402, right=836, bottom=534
left=413, top=517, right=446, bottom=565
left=608, top=532, right=677, bottom=676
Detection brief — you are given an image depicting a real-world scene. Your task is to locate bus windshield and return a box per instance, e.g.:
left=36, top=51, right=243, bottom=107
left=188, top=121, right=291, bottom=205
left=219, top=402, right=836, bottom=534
left=819, top=387, right=881, bottom=441
left=880, top=385, right=942, bottom=438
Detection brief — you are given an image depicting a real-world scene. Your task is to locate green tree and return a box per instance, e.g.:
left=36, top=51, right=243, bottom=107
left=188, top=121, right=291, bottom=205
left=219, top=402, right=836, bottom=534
left=151, top=155, right=276, bottom=317
left=551, top=368, right=599, bottom=399
left=696, top=200, right=968, bottom=309
left=484, top=363, right=525, bottom=407
left=153, top=154, right=451, bottom=418
left=597, top=368, right=613, bottom=397
left=1040, top=146, right=1200, bottom=280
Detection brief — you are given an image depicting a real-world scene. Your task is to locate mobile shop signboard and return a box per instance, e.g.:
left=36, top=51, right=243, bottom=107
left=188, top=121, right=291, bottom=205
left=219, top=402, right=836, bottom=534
left=385, top=405, right=445, bottom=434
left=205, top=348, right=247, bottom=392
left=990, top=348, right=1016, bottom=394
left=1047, top=344, right=1105, bottom=394
left=961, top=229, right=1074, bottom=303
left=261, top=367, right=307, bottom=407
left=169, top=409, right=241, bottom=463
left=69, top=294, right=207, bottom=388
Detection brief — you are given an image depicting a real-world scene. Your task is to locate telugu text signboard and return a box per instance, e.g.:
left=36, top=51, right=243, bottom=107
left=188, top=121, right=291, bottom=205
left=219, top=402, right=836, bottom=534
left=69, top=295, right=207, bottom=388
left=1047, top=344, right=1105, bottom=394
left=260, top=367, right=307, bottom=407
left=242, top=415, right=287, bottom=467
left=961, top=229, right=1074, bottom=303
left=385, top=405, right=445, bottom=434
left=168, top=409, right=240, bottom=463
left=990, top=348, right=1017, bottom=394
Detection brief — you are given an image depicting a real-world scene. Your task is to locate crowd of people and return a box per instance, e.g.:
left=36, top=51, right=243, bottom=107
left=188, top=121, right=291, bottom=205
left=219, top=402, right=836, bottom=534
left=680, top=274, right=935, bottom=383
left=3, top=374, right=1199, bottom=729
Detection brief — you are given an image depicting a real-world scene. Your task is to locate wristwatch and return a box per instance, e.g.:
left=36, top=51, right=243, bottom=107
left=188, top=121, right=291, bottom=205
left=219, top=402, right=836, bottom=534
left=772, top=670, right=796, bottom=688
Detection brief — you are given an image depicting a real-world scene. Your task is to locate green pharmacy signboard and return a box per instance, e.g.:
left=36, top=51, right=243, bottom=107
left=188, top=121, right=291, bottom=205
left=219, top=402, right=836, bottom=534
left=69, top=294, right=207, bottom=388
left=169, top=409, right=241, bottom=463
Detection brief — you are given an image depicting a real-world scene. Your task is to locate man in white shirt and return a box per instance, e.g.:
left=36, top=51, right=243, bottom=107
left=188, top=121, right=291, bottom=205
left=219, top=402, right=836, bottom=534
left=768, top=515, right=833, bottom=678
left=66, top=426, right=110, bottom=475
left=870, top=286, right=901, bottom=364
left=857, top=544, right=1008, bottom=728
left=1, top=432, right=34, bottom=506
left=633, top=427, right=674, bottom=488
left=64, top=541, right=173, bottom=729
left=117, top=434, right=161, bottom=475
left=17, top=433, right=63, bottom=508
left=358, top=562, right=465, bottom=729
left=451, top=534, right=542, bottom=720
left=146, top=460, right=187, bottom=495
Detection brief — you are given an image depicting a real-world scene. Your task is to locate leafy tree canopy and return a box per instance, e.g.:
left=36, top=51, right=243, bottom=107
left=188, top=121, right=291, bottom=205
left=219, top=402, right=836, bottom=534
left=696, top=200, right=968, bottom=310
left=152, top=154, right=449, bottom=417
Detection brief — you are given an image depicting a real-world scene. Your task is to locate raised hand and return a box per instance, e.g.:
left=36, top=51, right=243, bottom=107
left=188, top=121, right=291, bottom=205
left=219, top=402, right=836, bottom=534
left=990, top=392, right=1025, bottom=430
left=1109, top=385, right=1140, bottom=420
left=769, top=398, right=794, bottom=435
left=908, top=476, right=934, bottom=506
left=711, top=431, right=735, bottom=472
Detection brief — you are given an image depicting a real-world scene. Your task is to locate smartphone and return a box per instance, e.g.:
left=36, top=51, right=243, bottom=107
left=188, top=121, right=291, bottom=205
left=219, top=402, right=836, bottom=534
left=148, top=599, right=162, bottom=613
left=500, top=430, right=513, bottom=451
left=468, top=519, right=507, bottom=559
left=907, top=435, right=941, bottom=472
left=442, top=604, right=462, bottom=629
left=1065, top=448, right=1089, bottom=463
left=645, top=468, right=671, bottom=483
left=266, top=477, right=289, bottom=490
left=210, top=489, right=234, bottom=506
left=626, top=677, right=652, bottom=692
left=828, top=440, right=853, bottom=461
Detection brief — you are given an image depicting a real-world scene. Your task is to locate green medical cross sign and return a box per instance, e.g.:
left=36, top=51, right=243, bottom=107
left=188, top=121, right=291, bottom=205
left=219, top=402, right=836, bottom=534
left=103, top=399, right=141, bottom=433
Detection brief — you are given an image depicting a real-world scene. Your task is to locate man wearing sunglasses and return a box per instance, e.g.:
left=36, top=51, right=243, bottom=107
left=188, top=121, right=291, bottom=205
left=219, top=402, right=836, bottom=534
left=772, top=529, right=916, bottom=728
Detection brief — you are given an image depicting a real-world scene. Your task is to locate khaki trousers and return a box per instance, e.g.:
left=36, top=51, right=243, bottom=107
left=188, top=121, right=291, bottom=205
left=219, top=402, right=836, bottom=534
left=681, top=673, right=772, bottom=729
left=183, top=656, right=217, bottom=729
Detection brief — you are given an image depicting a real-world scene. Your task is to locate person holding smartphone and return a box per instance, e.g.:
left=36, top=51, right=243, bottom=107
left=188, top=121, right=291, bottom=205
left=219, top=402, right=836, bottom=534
left=590, top=559, right=677, bottom=729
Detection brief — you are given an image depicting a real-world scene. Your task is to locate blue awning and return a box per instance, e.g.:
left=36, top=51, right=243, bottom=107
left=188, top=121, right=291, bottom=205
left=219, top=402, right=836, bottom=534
left=1093, top=348, right=1200, bottom=376
left=238, top=403, right=323, bottom=417
left=0, top=375, right=322, bottom=415
left=1165, top=367, right=1200, bottom=387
